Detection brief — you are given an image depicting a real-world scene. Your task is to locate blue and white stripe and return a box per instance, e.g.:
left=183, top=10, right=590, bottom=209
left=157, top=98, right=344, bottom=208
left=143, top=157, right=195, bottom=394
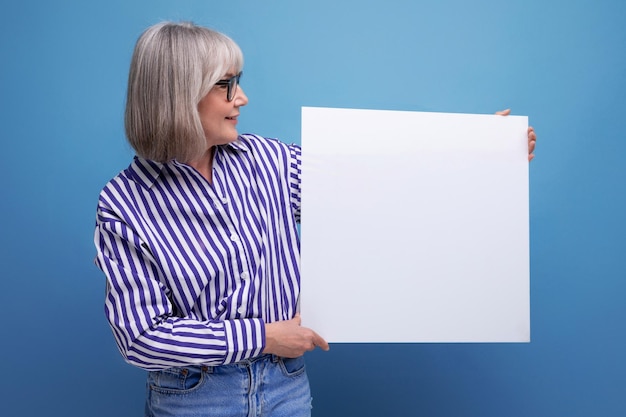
left=94, top=134, right=302, bottom=370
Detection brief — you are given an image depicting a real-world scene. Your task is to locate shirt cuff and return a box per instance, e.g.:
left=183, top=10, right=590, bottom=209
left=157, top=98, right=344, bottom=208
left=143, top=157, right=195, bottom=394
left=222, top=318, right=266, bottom=364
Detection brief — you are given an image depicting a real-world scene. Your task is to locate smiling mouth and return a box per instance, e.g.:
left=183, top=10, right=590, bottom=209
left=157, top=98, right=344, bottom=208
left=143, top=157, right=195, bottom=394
left=225, top=115, right=238, bottom=120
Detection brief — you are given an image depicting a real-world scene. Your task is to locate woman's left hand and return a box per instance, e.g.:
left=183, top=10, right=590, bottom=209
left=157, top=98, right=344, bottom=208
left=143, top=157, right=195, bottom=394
left=496, top=109, right=536, bottom=162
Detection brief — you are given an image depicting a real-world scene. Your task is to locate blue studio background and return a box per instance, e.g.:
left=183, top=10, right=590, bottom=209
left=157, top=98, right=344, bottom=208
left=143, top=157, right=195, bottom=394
left=1, top=0, right=624, bottom=416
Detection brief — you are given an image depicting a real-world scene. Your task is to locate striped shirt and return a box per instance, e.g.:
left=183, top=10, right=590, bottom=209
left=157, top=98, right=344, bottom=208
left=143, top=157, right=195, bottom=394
left=94, top=134, right=302, bottom=370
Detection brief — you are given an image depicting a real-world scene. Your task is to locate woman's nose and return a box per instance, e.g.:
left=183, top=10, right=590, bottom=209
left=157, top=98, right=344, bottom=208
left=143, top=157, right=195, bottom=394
left=234, top=86, right=248, bottom=106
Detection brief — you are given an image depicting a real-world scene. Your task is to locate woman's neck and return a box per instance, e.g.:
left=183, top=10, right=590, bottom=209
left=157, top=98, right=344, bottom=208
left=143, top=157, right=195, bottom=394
left=188, top=147, right=215, bottom=184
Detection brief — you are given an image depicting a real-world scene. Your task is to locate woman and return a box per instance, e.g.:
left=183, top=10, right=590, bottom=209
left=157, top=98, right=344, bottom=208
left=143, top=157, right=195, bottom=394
left=94, top=21, right=536, bottom=417
left=96, top=21, right=327, bottom=417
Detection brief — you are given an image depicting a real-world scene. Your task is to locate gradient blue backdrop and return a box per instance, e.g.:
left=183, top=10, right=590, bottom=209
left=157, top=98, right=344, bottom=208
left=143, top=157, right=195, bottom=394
left=1, top=1, right=624, bottom=416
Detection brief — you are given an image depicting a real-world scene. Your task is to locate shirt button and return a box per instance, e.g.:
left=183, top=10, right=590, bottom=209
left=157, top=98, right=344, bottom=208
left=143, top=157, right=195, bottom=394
left=221, top=197, right=229, bottom=204
left=237, top=307, right=245, bottom=314
left=230, top=234, right=240, bottom=242
left=240, top=272, right=250, bottom=280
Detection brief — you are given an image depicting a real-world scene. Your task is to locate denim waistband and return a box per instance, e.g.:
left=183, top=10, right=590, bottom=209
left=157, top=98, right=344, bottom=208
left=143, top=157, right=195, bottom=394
left=152, top=354, right=284, bottom=375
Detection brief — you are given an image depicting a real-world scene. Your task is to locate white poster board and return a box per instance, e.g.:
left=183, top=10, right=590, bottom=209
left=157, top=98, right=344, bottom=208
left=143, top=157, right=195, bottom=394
left=300, top=107, right=530, bottom=343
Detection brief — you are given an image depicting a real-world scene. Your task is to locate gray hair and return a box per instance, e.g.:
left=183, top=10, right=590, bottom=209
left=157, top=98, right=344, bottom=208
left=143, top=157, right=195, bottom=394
left=125, top=21, right=244, bottom=163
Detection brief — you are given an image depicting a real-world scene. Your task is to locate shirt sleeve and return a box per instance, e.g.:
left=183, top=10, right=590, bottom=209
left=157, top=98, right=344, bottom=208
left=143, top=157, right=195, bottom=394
left=94, top=202, right=266, bottom=370
left=287, top=143, right=302, bottom=223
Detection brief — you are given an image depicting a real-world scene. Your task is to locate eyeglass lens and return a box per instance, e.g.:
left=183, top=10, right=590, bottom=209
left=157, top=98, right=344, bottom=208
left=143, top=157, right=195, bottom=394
left=228, top=72, right=242, bottom=101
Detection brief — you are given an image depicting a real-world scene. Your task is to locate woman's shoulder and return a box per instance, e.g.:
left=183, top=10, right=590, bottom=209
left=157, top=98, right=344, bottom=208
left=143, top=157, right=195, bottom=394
left=100, top=157, right=164, bottom=195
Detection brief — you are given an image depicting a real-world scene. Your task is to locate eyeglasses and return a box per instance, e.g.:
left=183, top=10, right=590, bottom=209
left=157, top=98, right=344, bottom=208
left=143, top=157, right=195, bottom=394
left=215, top=71, right=242, bottom=102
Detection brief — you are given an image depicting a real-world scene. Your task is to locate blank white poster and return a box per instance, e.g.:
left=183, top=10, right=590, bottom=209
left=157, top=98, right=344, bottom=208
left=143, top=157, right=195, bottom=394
left=300, top=107, right=530, bottom=343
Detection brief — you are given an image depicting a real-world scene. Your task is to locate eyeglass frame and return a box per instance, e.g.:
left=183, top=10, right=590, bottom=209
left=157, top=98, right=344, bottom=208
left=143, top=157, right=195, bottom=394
left=214, top=71, right=242, bottom=102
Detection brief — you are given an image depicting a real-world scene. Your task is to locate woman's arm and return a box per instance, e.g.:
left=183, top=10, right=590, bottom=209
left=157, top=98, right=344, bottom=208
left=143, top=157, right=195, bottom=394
left=95, top=205, right=265, bottom=370
left=287, top=143, right=302, bottom=222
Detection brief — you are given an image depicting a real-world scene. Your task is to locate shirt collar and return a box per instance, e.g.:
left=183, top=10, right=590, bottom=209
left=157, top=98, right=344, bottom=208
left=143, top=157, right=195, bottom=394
left=227, top=137, right=250, bottom=152
left=126, top=137, right=249, bottom=189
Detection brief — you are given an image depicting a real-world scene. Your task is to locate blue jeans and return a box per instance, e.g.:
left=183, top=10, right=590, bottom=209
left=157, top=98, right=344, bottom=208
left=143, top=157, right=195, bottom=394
left=145, top=355, right=312, bottom=417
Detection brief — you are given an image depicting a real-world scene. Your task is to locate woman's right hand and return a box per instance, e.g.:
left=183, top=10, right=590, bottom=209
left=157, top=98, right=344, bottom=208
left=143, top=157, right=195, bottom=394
left=263, top=314, right=329, bottom=357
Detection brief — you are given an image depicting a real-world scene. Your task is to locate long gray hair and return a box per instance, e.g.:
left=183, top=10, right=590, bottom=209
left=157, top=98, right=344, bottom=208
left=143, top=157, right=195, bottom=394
left=125, top=21, right=244, bottom=163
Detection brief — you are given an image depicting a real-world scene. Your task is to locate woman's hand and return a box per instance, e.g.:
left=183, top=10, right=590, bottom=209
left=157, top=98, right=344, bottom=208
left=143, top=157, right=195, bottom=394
left=263, top=314, right=329, bottom=358
left=496, top=109, right=536, bottom=162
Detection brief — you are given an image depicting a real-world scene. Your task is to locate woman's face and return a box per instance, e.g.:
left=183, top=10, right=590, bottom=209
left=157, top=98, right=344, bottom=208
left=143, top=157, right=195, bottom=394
left=197, top=71, right=248, bottom=147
